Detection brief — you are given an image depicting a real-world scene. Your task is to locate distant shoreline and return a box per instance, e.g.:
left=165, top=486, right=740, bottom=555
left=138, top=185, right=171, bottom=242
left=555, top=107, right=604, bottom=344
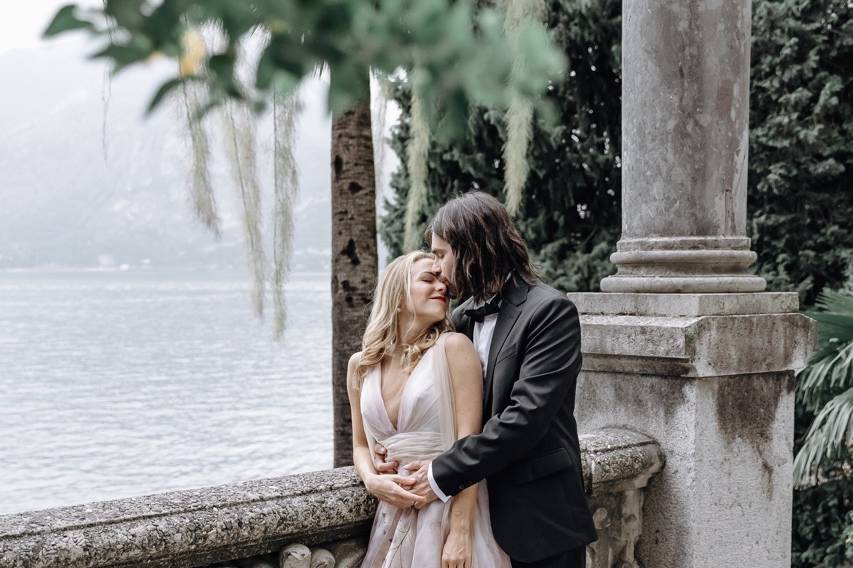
left=0, top=266, right=332, bottom=277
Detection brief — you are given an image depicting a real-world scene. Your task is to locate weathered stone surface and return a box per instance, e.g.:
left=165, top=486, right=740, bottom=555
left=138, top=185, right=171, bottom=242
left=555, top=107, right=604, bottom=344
left=311, top=548, right=335, bottom=568
left=279, top=543, right=310, bottom=568
left=588, top=488, right=645, bottom=568
left=328, top=537, right=367, bottom=568
left=578, top=371, right=796, bottom=567
left=581, top=428, right=664, bottom=492
left=0, top=431, right=662, bottom=568
left=569, top=291, right=799, bottom=317
left=0, top=468, right=375, bottom=568
left=573, top=310, right=815, bottom=378
left=571, top=294, right=811, bottom=567
left=308, top=547, right=335, bottom=568
left=583, top=430, right=663, bottom=568
left=572, top=291, right=813, bottom=568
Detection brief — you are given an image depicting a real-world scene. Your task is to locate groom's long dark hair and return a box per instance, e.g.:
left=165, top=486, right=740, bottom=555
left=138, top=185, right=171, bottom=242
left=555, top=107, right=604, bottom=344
left=426, top=191, right=538, bottom=302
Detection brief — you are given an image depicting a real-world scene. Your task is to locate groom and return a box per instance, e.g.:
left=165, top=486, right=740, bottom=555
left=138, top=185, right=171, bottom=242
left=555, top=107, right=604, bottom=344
left=377, top=192, right=597, bottom=567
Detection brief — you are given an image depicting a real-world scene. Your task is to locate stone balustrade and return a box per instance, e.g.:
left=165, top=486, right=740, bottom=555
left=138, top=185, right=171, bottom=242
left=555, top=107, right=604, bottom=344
left=0, top=428, right=662, bottom=568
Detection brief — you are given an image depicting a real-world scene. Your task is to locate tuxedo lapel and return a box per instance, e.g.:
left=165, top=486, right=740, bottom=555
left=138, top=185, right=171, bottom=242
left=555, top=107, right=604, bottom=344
left=483, top=276, right=529, bottom=415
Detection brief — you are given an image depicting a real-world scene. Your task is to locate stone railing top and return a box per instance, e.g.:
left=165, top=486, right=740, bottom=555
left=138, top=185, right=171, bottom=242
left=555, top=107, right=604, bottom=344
left=0, top=428, right=663, bottom=568
left=580, top=427, right=664, bottom=490
left=0, top=468, right=375, bottom=568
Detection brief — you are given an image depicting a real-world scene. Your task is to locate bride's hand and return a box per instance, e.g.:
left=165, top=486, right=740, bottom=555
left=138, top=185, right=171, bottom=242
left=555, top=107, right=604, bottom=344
left=372, top=443, right=398, bottom=474
left=364, top=473, right=423, bottom=509
left=442, top=526, right=472, bottom=568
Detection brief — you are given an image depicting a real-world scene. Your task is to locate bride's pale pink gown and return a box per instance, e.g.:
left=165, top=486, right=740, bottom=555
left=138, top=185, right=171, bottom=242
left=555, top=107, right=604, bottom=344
left=359, top=335, right=511, bottom=568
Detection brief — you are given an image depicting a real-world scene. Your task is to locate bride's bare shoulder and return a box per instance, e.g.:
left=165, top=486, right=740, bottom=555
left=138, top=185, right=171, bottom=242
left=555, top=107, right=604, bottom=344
left=347, top=351, right=363, bottom=378
left=349, top=351, right=363, bottom=366
left=441, top=332, right=477, bottom=358
left=441, top=333, right=482, bottom=384
left=346, top=351, right=366, bottom=393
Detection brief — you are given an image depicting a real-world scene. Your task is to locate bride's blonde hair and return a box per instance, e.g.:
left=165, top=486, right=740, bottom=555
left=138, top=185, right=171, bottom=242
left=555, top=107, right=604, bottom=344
left=356, top=251, right=453, bottom=383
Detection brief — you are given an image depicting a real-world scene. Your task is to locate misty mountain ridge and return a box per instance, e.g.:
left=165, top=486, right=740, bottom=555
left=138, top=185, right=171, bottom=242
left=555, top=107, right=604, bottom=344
left=0, top=39, right=342, bottom=272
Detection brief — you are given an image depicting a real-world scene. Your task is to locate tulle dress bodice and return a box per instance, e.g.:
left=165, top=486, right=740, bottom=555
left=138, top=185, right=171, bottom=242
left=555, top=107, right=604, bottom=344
left=358, top=336, right=510, bottom=568
left=360, top=348, right=445, bottom=467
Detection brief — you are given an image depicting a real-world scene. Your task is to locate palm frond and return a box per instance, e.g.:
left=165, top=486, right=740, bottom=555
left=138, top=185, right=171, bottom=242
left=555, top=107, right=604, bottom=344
left=814, top=288, right=853, bottom=314
left=798, top=289, right=853, bottom=410
left=799, top=341, right=853, bottom=411
left=808, top=289, right=853, bottom=345
left=794, top=387, right=853, bottom=486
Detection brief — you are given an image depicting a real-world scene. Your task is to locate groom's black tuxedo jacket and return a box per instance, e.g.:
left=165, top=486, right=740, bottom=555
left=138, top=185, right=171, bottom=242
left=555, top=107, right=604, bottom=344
left=432, top=276, right=597, bottom=562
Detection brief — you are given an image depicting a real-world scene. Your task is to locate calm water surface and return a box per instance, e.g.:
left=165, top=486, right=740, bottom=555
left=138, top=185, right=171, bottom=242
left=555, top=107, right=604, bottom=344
left=0, top=269, right=333, bottom=515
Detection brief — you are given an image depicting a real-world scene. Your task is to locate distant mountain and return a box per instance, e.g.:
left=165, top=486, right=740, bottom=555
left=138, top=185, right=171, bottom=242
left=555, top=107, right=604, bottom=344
left=0, top=38, right=354, bottom=272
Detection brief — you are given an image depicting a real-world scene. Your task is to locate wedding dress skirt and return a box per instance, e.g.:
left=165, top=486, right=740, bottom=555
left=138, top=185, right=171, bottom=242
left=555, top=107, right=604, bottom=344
left=359, top=334, right=511, bottom=568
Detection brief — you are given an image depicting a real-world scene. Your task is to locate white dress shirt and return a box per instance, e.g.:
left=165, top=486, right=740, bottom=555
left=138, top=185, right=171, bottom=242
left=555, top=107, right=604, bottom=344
left=427, top=298, right=500, bottom=502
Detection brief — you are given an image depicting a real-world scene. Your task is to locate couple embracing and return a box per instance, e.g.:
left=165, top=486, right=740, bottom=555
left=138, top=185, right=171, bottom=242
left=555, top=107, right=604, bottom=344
left=346, top=192, right=597, bottom=568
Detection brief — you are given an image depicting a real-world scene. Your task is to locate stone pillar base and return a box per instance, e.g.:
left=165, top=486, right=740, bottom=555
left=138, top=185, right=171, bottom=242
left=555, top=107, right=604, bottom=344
left=568, top=292, right=816, bottom=568
left=600, top=238, right=767, bottom=293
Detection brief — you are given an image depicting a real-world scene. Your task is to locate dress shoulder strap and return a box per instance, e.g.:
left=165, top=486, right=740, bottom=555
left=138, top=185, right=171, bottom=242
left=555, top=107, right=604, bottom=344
left=432, top=332, right=457, bottom=447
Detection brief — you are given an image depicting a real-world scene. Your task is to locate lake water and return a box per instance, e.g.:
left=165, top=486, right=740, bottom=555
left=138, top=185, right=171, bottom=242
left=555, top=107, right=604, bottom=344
left=0, top=269, right=333, bottom=515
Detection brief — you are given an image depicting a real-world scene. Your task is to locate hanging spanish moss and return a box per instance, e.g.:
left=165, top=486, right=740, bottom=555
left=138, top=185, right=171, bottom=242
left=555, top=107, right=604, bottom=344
left=271, top=92, right=302, bottom=338
left=501, top=0, right=545, bottom=217
left=224, top=100, right=266, bottom=317
left=100, top=0, right=112, bottom=163
left=180, top=80, right=221, bottom=236
left=503, top=96, right=533, bottom=217
left=371, top=70, right=392, bottom=195
left=177, top=27, right=220, bottom=236
left=172, top=27, right=306, bottom=337
left=403, top=93, right=430, bottom=252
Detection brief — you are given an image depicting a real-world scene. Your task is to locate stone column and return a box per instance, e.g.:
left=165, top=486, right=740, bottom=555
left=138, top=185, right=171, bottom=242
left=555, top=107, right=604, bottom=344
left=569, top=1, right=817, bottom=566
left=601, top=0, right=765, bottom=294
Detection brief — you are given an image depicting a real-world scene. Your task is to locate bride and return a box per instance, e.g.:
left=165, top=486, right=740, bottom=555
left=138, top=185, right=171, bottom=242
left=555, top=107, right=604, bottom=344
left=346, top=251, right=511, bottom=568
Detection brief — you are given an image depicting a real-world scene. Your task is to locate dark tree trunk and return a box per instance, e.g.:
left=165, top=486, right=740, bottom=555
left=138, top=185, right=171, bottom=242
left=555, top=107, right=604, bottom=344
left=331, top=98, right=377, bottom=467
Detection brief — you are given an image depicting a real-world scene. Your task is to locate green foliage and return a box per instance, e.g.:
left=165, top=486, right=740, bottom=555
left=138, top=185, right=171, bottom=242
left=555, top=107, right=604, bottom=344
left=797, top=387, right=853, bottom=479
left=750, top=3, right=853, bottom=562
left=382, top=0, right=622, bottom=292
left=792, top=479, right=853, bottom=567
left=44, top=0, right=566, bottom=137
left=748, top=0, right=853, bottom=306
left=384, top=0, right=853, bottom=303
left=799, top=290, right=853, bottom=412
left=753, top=2, right=853, bottom=560
left=44, top=4, right=94, bottom=35
left=794, top=288, right=853, bottom=485
left=792, top=286, right=853, bottom=567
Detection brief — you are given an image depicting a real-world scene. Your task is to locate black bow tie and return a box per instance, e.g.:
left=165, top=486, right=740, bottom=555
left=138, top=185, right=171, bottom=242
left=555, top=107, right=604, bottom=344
left=464, top=297, right=501, bottom=323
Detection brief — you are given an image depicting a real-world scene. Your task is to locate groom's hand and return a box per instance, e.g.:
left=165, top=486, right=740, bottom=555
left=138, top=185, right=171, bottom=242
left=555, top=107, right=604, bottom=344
left=402, top=460, right=438, bottom=510
left=372, top=443, right=398, bottom=474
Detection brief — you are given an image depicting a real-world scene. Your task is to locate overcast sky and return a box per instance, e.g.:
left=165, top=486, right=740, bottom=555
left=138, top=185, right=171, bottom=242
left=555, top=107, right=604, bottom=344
left=0, top=1, right=98, bottom=54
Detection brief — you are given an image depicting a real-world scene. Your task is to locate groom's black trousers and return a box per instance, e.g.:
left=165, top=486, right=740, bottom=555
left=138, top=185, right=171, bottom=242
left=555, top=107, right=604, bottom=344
left=511, top=545, right=586, bottom=568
